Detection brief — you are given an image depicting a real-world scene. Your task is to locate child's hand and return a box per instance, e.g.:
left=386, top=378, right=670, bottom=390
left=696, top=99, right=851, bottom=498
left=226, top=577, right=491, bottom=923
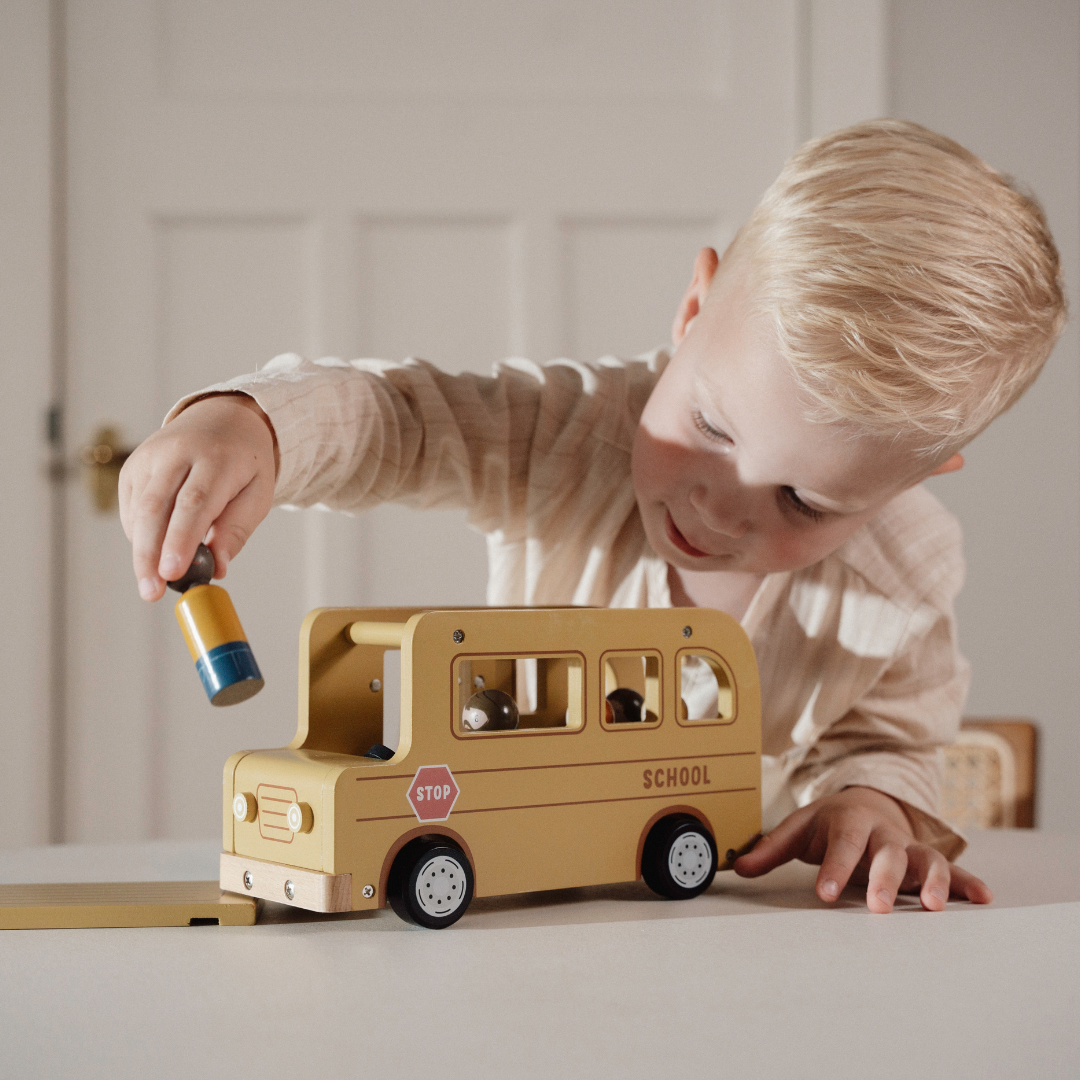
left=119, top=393, right=277, bottom=602
left=732, top=785, right=993, bottom=912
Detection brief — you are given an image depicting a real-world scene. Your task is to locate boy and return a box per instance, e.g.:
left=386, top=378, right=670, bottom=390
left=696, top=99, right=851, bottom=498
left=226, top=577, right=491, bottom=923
left=120, top=120, right=1066, bottom=913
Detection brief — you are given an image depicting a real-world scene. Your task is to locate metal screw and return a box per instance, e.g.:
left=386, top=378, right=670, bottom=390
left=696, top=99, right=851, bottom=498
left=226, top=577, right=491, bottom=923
left=682, top=625, right=692, bottom=638
left=369, top=678, right=381, bottom=692
left=453, top=629, right=464, bottom=643
left=284, top=880, right=295, bottom=901
left=243, top=870, right=253, bottom=891
left=362, top=884, right=374, bottom=899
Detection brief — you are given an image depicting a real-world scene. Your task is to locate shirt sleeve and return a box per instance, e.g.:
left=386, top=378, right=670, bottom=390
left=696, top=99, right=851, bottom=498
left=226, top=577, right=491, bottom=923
left=786, top=600, right=971, bottom=859
left=164, top=352, right=648, bottom=539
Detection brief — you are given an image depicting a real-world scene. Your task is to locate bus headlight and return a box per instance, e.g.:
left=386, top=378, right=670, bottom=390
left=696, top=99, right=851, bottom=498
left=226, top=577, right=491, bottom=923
left=287, top=801, right=314, bottom=834
left=233, top=792, right=257, bottom=822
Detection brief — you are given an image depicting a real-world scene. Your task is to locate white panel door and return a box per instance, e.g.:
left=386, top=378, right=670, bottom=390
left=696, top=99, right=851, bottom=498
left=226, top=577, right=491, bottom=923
left=63, top=0, right=806, bottom=840
left=0, top=2, right=55, bottom=848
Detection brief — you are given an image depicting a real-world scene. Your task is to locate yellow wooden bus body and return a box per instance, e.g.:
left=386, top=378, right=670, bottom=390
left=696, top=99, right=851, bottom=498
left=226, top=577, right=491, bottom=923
left=220, top=606, right=761, bottom=914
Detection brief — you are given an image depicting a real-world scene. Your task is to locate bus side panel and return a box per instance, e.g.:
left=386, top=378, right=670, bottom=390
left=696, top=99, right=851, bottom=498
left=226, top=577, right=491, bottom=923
left=334, top=750, right=760, bottom=902
left=460, top=790, right=760, bottom=898
left=326, top=606, right=763, bottom=907
left=457, top=753, right=760, bottom=897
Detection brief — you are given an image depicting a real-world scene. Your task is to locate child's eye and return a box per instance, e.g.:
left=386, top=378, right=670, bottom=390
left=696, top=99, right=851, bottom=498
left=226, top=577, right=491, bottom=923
left=692, top=410, right=732, bottom=445
left=781, top=486, right=826, bottom=522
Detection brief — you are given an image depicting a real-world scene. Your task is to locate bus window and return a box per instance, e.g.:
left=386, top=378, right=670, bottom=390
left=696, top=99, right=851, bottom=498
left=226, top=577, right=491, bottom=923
left=456, top=655, right=583, bottom=734
left=382, top=649, right=401, bottom=752
left=678, top=652, right=735, bottom=723
left=601, top=651, right=661, bottom=726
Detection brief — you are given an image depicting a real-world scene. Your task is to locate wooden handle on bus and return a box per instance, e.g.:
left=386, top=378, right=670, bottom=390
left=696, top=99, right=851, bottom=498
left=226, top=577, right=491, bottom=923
left=348, top=621, right=407, bottom=648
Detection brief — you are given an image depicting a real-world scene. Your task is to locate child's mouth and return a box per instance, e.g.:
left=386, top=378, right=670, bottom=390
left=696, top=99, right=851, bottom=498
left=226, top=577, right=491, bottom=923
left=665, top=510, right=711, bottom=559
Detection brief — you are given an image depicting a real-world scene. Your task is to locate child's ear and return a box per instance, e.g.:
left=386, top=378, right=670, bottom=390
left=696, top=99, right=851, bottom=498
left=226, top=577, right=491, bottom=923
left=927, top=453, right=964, bottom=477
left=672, top=247, right=720, bottom=347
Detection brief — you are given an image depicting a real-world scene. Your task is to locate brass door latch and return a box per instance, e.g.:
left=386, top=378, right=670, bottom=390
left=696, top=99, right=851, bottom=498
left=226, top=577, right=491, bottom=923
left=80, top=426, right=135, bottom=513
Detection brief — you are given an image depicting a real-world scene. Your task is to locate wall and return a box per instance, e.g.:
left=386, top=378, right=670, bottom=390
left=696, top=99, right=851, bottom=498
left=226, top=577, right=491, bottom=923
left=0, top=2, right=56, bottom=845
left=892, top=0, right=1080, bottom=831
left=3, top=1, right=1078, bottom=845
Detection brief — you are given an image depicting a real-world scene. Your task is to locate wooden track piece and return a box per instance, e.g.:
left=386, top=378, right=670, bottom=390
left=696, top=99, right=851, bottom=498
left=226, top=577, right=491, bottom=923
left=0, top=880, right=257, bottom=929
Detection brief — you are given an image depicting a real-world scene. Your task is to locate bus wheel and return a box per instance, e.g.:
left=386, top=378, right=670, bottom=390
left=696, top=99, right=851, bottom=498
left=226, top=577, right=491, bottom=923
left=641, top=815, right=718, bottom=900
left=389, top=840, right=474, bottom=929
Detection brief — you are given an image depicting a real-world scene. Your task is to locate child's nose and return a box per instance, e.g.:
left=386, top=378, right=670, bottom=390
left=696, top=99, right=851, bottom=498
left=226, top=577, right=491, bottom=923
left=689, top=485, right=750, bottom=539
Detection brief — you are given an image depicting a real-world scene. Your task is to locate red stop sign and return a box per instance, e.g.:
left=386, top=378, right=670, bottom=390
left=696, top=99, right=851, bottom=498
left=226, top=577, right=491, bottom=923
left=406, top=765, right=460, bottom=822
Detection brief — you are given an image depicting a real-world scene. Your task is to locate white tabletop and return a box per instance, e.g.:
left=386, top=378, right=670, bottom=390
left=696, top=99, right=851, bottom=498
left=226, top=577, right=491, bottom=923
left=1, top=830, right=1077, bottom=1079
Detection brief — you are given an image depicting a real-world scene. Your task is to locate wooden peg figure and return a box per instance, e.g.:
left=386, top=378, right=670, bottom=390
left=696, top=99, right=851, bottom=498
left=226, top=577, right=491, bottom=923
left=167, top=544, right=264, bottom=706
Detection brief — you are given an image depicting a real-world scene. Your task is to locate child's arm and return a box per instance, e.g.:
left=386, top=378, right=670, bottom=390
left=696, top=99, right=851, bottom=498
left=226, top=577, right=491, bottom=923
left=733, top=786, right=993, bottom=913
left=736, top=554, right=991, bottom=912
left=119, top=352, right=523, bottom=600
left=120, top=351, right=640, bottom=599
left=119, top=392, right=277, bottom=601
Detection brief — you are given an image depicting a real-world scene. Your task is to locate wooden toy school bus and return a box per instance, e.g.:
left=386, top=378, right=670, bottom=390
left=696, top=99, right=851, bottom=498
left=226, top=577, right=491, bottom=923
left=220, top=606, right=761, bottom=928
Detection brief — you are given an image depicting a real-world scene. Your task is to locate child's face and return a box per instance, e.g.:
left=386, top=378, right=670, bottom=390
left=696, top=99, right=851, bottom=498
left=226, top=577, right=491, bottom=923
left=632, top=251, right=959, bottom=577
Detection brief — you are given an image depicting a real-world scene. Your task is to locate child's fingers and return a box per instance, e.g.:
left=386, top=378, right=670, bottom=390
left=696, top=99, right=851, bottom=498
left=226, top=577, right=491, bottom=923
left=863, top=837, right=911, bottom=912
left=899, top=845, right=952, bottom=911
left=157, top=461, right=242, bottom=584
left=814, top=814, right=873, bottom=902
left=126, top=458, right=195, bottom=601
left=732, top=806, right=815, bottom=877
left=901, top=848, right=993, bottom=909
left=202, top=474, right=275, bottom=578
left=120, top=394, right=277, bottom=601
left=118, top=456, right=139, bottom=541
left=947, top=863, right=994, bottom=905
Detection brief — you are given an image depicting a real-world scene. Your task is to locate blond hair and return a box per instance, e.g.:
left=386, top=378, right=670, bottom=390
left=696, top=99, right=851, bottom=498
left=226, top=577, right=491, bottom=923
left=732, top=119, right=1067, bottom=457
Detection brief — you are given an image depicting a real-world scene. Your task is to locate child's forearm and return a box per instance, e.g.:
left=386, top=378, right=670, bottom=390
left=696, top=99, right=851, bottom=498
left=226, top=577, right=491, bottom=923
left=165, top=355, right=506, bottom=516
left=162, top=352, right=638, bottom=532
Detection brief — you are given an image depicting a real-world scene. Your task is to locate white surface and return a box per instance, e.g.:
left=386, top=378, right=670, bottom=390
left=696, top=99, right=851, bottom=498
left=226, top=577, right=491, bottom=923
left=0, top=831, right=1077, bottom=1078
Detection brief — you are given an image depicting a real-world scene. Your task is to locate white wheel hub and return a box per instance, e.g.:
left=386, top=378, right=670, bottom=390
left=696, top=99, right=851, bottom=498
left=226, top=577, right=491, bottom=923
left=668, top=830, right=713, bottom=888
left=415, top=854, right=468, bottom=917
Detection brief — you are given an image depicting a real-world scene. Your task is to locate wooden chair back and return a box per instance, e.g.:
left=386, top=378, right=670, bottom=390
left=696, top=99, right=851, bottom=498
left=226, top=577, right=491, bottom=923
left=940, top=718, right=1037, bottom=829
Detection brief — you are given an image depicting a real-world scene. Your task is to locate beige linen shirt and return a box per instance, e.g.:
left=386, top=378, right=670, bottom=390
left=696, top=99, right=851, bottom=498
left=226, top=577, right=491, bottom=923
left=172, top=350, right=969, bottom=857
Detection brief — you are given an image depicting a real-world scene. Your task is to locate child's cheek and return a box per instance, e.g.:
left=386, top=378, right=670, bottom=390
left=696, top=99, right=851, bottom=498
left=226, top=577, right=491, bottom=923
left=764, top=524, right=840, bottom=573
left=632, top=434, right=686, bottom=501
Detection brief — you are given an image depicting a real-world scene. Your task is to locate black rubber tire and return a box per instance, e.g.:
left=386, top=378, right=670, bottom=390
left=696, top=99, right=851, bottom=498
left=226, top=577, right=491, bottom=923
left=641, top=814, right=718, bottom=900
left=388, top=839, right=474, bottom=929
